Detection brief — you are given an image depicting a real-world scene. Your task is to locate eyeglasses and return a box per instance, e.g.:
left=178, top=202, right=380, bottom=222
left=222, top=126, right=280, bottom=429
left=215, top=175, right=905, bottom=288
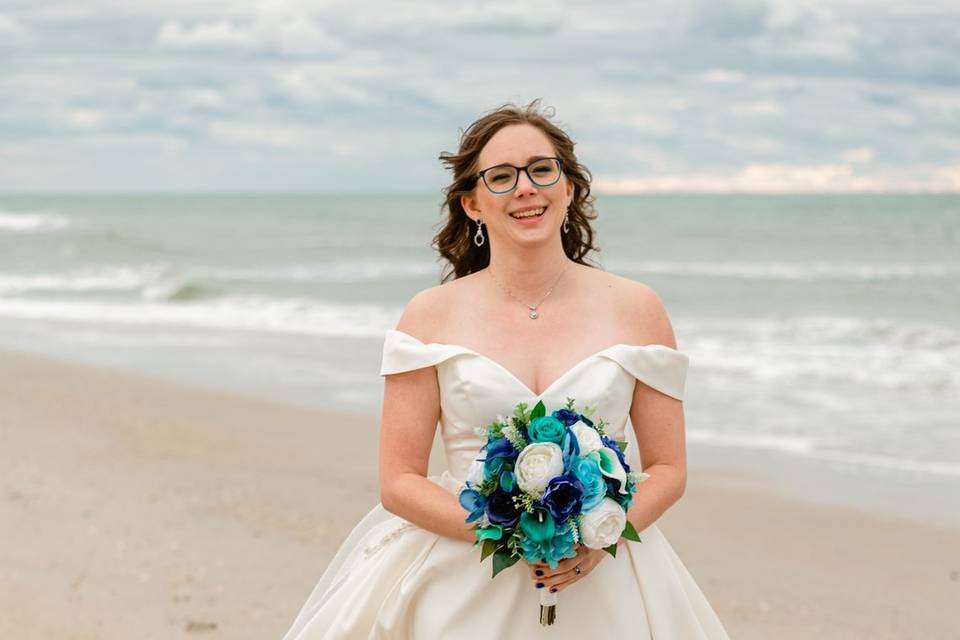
left=474, top=157, right=564, bottom=194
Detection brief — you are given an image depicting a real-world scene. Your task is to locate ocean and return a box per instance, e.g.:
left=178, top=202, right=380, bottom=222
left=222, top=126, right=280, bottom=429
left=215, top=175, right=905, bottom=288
left=2, top=193, right=958, bottom=526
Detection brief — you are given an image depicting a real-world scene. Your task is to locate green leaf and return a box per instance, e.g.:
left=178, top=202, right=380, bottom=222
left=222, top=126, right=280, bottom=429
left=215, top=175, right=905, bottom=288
left=603, top=543, right=617, bottom=558
left=616, top=440, right=628, bottom=452
left=492, top=549, right=520, bottom=578
left=480, top=538, right=499, bottom=562
left=621, top=520, right=641, bottom=542
left=530, top=400, right=546, bottom=419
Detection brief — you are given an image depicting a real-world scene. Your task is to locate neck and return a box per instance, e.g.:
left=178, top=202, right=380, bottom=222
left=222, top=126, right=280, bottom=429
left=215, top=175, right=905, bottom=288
left=486, top=243, right=572, bottom=301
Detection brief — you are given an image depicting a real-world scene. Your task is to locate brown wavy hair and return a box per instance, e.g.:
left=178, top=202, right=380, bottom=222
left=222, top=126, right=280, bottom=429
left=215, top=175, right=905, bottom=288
left=433, top=99, right=601, bottom=282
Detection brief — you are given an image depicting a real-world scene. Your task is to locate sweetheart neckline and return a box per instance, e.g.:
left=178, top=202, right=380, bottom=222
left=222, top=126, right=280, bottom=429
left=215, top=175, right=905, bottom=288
left=387, top=328, right=681, bottom=398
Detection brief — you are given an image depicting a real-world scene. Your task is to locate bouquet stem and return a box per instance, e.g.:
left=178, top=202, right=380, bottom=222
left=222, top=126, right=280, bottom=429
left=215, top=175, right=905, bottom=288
left=539, top=590, right=558, bottom=626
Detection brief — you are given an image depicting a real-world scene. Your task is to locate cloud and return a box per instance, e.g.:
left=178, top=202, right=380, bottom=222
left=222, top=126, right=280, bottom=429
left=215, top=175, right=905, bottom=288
left=594, top=161, right=960, bottom=193
left=702, top=69, right=746, bottom=84
left=733, top=100, right=782, bottom=116
left=208, top=121, right=327, bottom=147
left=1, top=1, right=959, bottom=191
left=64, top=108, right=104, bottom=129
left=842, top=147, right=874, bottom=164
left=156, top=16, right=342, bottom=56
left=0, top=14, right=24, bottom=34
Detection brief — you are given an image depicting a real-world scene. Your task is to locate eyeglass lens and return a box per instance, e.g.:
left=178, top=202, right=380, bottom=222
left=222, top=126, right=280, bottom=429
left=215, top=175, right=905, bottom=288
left=484, top=158, right=561, bottom=193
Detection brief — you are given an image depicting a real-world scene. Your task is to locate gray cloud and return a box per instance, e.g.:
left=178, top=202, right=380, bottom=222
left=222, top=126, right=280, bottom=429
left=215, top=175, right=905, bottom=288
left=1, top=0, right=958, bottom=192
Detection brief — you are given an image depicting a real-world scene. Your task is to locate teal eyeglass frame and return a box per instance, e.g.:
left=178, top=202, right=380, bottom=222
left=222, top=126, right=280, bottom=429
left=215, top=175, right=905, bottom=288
left=474, top=157, right=564, bottom=194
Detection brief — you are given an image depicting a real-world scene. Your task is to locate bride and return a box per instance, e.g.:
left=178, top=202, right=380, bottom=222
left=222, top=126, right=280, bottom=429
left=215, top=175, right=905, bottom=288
left=282, top=100, right=730, bottom=638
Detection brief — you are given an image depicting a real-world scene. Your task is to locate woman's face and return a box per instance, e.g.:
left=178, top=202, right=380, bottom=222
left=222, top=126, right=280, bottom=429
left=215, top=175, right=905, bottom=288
left=461, top=123, right=574, bottom=248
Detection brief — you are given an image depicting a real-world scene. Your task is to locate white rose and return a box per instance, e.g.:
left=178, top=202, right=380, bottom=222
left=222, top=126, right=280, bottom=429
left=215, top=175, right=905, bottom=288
left=570, top=421, right=603, bottom=456
left=515, top=442, right=564, bottom=497
left=579, top=498, right=628, bottom=549
left=466, top=458, right=485, bottom=486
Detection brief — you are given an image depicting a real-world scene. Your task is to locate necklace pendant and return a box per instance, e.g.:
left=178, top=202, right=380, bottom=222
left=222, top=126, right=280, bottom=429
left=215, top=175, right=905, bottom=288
left=529, top=309, right=539, bottom=319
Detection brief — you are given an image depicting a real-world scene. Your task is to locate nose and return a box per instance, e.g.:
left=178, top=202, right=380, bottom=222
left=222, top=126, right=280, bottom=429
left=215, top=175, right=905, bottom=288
left=515, top=168, right=538, bottom=195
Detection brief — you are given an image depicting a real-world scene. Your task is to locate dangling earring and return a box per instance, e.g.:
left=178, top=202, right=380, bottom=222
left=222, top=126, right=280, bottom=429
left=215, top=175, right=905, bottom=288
left=562, top=209, right=570, bottom=233
left=473, top=218, right=485, bottom=247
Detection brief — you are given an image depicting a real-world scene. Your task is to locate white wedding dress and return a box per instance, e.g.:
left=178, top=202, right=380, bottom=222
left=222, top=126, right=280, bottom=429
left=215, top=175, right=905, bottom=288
left=282, top=329, right=730, bottom=639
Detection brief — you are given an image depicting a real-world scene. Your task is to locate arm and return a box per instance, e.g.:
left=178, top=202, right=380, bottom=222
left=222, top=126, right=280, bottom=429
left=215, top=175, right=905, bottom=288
left=623, top=284, right=687, bottom=533
left=378, top=291, right=476, bottom=544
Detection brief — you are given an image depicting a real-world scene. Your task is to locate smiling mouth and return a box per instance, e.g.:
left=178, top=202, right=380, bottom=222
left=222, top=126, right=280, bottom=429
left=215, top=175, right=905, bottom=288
left=509, top=207, right=545, bottom=219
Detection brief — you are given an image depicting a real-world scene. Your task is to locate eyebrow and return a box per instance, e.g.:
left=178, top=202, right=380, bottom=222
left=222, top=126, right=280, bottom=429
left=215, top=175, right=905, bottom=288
left=491, top=154, right=551, bottom=166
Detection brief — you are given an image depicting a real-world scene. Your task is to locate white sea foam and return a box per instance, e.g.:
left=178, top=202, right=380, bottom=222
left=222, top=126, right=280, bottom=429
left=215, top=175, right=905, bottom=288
left=607, top=259, right=960, bottom=281
left=0, top=210, right=70, bottom=232
left=687, top=429, right=817, bottom=454
left=0, top=260, right=436, bottom=299
left=687, top=429, right=960, bottom=477
left=680, top=316, right=960, bottom=391
left=194, top=259, right=438, bottom=283
left=0, top=295, right=396, bottom=337
left=0, top=267, right=159, bottom=295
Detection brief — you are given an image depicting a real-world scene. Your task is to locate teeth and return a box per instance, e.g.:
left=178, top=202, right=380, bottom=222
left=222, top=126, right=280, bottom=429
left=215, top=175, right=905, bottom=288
left=510, top=207, right=545, bottom=219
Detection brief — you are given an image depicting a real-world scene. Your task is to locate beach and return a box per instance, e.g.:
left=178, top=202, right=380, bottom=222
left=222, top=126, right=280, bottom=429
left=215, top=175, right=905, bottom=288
left=3, top=347, right=957, bottom=640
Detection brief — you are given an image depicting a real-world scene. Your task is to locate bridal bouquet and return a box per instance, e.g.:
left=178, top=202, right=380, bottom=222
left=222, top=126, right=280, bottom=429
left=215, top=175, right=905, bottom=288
left=458, top=398, right=649, bottom=626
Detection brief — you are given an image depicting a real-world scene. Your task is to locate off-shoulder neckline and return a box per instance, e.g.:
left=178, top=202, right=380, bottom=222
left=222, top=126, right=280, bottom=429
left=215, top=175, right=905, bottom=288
left=386, top=328, right=684, bottom=398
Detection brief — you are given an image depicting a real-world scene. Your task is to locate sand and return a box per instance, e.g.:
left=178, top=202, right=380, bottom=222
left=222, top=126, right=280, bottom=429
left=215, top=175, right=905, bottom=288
left=2, top=348, right=957, bottom=639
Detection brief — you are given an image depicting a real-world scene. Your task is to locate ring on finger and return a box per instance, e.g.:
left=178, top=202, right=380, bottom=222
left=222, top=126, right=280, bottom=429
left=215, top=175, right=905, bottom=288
left=574, top=564, right=581, bottom=575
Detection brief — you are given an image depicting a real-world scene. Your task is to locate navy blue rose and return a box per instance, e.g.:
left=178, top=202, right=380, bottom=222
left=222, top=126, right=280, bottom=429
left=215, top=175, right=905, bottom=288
left=601, top=434, right=631, bottom=473
left=485, top=487, right=521, bottom=527
left=540, top=474, right=584, bottom=526
left=551, top=408, right=581, bottom=426
left=485, top=437, right=516, bottom=460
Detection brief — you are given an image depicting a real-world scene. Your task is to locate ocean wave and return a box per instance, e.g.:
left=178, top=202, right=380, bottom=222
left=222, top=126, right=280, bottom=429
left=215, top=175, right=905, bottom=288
left=193, top=260, right=438, bottom=283
left=0, top=210, right=70, bottom=232
left=0, top=268, right=152, bottom=295
left=608, top=259, right=960, bottom=281
left=0, top=295, right=395, bottom=337
left=681, top=316, right=960, bottom=392
left=687, top=429, right=960, bottom=477
left=0, top=260, right=435, bottom=299
left=0, top=266, right=217, bottom=300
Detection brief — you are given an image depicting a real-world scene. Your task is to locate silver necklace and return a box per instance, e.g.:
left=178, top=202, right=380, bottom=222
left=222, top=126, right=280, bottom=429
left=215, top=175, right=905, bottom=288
left=488, top=262, right=570, bottom=319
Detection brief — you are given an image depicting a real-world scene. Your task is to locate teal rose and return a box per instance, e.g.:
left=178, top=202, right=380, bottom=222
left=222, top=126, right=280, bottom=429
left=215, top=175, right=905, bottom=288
left=527, top=416, right=566, bottom=445
left=570, top=456, right=606, bottom=512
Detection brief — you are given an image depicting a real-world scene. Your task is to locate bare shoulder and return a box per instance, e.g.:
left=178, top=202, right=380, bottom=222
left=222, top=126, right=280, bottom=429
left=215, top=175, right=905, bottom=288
left=393, top=280, right=460, bottom=342
left=594, top=270, right=678, bottom=349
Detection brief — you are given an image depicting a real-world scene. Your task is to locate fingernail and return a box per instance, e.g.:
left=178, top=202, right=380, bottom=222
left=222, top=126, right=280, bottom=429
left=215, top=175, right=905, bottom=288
left=535, top=570, right=543, bottom=576
left=550, top=588, right=557, bottom=593
left=536, top=582, right=544, bottom=589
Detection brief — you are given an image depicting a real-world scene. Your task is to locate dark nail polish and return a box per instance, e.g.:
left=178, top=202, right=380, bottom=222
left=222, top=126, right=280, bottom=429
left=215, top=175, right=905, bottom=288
left=535, top=570, right=543, bottom=576
left=536, top=582, right=544, bottom=588
left=550, top=588, right=557, bottom=593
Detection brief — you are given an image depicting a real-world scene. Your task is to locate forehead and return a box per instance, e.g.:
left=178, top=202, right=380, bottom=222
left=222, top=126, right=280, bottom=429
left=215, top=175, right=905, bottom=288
left=479, top=123, right=557, bottom=167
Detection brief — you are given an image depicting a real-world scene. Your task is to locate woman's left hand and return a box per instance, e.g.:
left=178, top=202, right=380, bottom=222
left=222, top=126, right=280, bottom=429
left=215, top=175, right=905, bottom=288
left=528, top=539, right=624, bottom=594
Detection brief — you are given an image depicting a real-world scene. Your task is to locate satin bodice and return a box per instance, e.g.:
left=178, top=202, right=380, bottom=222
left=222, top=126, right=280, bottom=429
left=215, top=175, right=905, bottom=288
left=379, top=329, right=690, bottom=483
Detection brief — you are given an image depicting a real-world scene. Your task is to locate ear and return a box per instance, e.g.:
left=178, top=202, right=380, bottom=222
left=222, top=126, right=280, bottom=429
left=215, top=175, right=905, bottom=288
left=565, top=176, right=574, bottom=205
left=460, top=193, right=480, bottom=220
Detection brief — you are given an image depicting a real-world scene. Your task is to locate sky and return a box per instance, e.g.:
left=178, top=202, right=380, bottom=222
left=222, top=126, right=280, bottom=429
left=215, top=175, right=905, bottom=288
left=1, top=0, right=959, bottom=193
